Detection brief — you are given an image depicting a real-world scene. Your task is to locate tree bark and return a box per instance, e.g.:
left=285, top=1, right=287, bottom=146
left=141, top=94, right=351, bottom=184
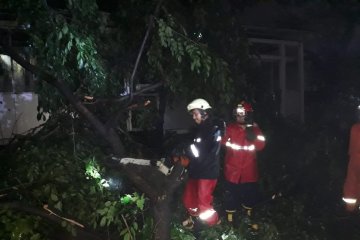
left=153, top=163, right=185, bottom=240
left=153, top=198, right=172, bottom=240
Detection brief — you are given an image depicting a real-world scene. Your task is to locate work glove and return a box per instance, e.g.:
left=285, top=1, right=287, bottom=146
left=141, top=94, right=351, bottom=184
left=245, top=112, right=254, bottom=125
left=172, top=155, right=190, bottom=167
left=170, top=144, right=190, bottom=167
left=245, top=126, right=256, bottom=141
left=179, top=156, right=190, bottom=167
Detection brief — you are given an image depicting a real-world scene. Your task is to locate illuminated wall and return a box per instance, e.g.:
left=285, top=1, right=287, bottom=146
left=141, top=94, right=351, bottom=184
left=0, top=92, right=47, bottom=144
left=0, top=54, right=45, bottom=145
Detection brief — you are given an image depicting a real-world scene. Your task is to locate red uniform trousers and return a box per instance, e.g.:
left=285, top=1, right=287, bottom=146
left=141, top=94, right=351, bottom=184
left=182, top=178, right=219, bottom=226
left=343, top=123, right=360, bottom=211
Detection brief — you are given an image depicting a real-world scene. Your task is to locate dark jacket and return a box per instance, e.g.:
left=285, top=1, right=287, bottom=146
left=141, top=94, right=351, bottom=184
left=186, top=117, right=222, bottom=179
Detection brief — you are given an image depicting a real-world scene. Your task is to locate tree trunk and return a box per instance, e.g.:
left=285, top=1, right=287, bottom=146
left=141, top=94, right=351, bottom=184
left=152, top=163, right=184, bottom=240
left=3, top=45, right=184, bottom=240
left=153, top=197, right=172, bottom=240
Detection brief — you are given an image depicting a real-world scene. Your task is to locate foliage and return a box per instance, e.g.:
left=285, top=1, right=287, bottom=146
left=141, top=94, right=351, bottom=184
left=3, top=0, right=360, bottom=239
left=3, top=114, right=350, bottom=240
left=171, top=223, right=196, bottom=240
left=153, top=15, right=234, bottom=105
left=2, top=0, right=108, bottom=113
left=1, top=82, right=359, bottom=240
left=0, top=212, right=45, bottom=240
left=2, top=0, right=245, bottom=118
left=148, top=2, right=253, bottom=109
left=0, top=120, right=151, bottom=240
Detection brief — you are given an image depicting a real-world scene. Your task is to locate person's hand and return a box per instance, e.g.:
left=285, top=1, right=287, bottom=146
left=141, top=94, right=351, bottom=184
left=180, top=156, right=190, bottom=167
left=172, top=156, right=180, bottom=163
left=245, top=126, right=256, bottom=141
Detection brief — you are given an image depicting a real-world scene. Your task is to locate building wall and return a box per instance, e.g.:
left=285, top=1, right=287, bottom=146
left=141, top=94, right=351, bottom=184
left=163, top=99, right=193, bottom=133
left=0, top=92, right=46, bottom=144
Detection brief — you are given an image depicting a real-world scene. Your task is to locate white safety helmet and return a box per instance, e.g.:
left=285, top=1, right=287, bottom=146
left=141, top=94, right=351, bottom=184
left=187, top=98, right=212, bottom=112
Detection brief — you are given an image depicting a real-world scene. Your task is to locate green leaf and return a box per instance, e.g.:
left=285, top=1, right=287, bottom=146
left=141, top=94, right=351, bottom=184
left=78, top=58, right=84, bottom=69
left=62, top=25, right=69, bottom=34
left=96, top=208, right=106, bottom=215
left=30, top=233, right=41, bottom=240
left=100, top=216, right=106, bottom=227
left=54, top=201, right=62, bottom=211
left=120, top=228, right=128, bottom=236
left=120, top=195, right=132, bottom=204
left=61, top=221, right=67, bottom=227
left=130, top=227, right=136, bottom=236
left=51, top=193, right=58, bottom=202
left=133, top=222, right=138, bottom=230
left=58, top=31, right=63, bottom=40
left=124, top=233, right=130, bottom=240
left=136, top=197, right=145, bottom=210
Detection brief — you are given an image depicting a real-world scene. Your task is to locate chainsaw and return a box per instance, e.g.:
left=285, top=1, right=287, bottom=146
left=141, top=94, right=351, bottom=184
left=111, top=155, right=189, bottom=179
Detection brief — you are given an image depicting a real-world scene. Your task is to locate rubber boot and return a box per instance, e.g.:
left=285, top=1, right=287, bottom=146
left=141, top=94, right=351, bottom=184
left=182, top=215, right=194, bottom=230
left=225, top=210, right=236, bottom=225
left=242, top=205, right=259, bottom=231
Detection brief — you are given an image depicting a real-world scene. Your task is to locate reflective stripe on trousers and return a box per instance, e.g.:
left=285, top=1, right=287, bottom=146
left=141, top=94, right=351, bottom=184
left=182, top=178, right=219, bottom=226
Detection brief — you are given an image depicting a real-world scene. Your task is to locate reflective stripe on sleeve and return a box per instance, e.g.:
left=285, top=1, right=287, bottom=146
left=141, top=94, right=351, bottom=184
left=343, top=197, right=357, bottom=204
left=257, top=135, right=265, bottom=141
left=190, top=144, right=199, bottom=157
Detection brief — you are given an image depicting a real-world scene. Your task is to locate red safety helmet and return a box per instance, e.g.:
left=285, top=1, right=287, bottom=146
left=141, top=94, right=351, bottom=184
left=234, top=101, right=253, bottom=116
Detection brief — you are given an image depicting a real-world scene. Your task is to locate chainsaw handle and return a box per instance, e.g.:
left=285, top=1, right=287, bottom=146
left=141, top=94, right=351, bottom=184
left=172, top=155, right=190, bottom=167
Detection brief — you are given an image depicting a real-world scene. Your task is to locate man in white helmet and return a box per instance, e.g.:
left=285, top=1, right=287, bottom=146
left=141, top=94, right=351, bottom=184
left=179, top=98, right=223, bottom=229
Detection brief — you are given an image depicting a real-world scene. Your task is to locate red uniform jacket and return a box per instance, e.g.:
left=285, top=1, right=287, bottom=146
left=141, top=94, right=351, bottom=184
left=343, top=123, right=360, bottom=201
left=222, top=122, right=265, bottom=184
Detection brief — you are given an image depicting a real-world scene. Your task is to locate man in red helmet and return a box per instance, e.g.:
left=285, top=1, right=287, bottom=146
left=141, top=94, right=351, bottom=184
left=221, top=101, right=266, bottom=225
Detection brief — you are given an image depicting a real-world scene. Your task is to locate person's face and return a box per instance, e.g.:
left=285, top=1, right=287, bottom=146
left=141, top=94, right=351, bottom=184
left=235, top=108, right=246, bottom=124
left=191, top=109, right=203, bottom=124
left=236, top=114, right=246, bottom=124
